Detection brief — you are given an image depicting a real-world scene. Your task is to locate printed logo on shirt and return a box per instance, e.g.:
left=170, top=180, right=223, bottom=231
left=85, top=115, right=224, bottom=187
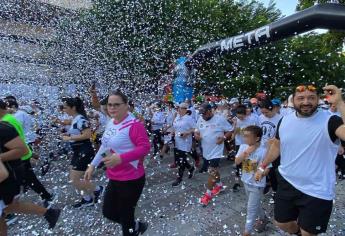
left=261, top=121, right=276, bottom=139
left=242, top=159, right=258, bottom=173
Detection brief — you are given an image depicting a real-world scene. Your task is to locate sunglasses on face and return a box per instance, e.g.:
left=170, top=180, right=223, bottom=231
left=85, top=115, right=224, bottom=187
left=295, top=85, right=317, bottom=93
left=107, top=103, right=125, bottom=108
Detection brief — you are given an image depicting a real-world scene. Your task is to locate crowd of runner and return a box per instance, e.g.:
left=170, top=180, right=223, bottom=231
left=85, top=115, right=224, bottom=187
left=0, top=83, right=344, bottom=236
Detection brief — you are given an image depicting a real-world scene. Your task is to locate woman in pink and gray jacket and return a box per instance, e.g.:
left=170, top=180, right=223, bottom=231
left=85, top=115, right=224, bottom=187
left=85, top=90, right=150, bottom=236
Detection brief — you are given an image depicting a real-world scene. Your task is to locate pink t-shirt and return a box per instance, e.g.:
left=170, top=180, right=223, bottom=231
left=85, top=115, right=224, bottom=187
left=91, top=113, right=150, bottom=181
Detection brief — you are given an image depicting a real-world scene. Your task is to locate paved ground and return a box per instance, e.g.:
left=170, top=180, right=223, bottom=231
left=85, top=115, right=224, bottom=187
left=7, top=150, right=345, bottom=236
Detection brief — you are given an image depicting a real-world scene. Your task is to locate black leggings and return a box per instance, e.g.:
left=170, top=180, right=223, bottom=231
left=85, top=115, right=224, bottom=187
left=103, top=176, right=145, bottom=236
left=175, top=149, right=193, bottom=179
left=152, top=129, right=163, bottom=154
left=22, top=159, right=52, bottom=200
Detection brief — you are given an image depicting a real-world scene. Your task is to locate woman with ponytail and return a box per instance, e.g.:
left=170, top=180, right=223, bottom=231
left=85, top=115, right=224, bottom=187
left=62, top=97, right=103, bottom=208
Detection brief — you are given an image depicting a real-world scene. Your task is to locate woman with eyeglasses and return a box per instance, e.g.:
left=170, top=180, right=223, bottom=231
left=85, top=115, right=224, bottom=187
left=84, top=90, right=150, bottom=236
left=61, top=97, right=103, bottom=208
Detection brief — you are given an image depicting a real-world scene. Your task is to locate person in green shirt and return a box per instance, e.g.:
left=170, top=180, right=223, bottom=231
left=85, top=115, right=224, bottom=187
left=0, top=99, right=54, bottom=208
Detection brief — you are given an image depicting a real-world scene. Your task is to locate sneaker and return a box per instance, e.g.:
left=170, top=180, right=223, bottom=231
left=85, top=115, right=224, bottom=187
left=199, top=193, right=212, bottom=206
left=232, top=183, right=241, bottom=192
left=94, top=186, right=104, bottom=203
left=211, top=184, right=224, bottom=196
left=269, top=197, right=275, bottom=204
left=44, top=208, right=61, bottom=229
left=5, top=213, right=18, bottom=226
left=169, top=163, right=177, bottom=169
left=135, top=221, right=149, bottom=235
left=72, top=198, right=94, bottom=208
left=188, top=166, right=195, bottom=179
left=254, top=216, right=269, bottom=233
left=172, top=178, right=182, bottom=187
left=43, top=193, right=57, bottom=208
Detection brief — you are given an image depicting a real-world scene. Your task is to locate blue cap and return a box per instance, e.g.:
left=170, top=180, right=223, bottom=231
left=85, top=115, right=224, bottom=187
left=271, top=98, right=281, bottom=106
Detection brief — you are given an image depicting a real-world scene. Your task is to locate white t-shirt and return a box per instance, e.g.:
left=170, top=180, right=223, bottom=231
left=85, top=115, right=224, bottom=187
left=151, top=111, right=165, bottom=131
left=327, top=109, right=341, bottom=117
left=14, top=110, right=36, bottom=143
left=58, top=113, right=72, bottom=131
left=278, top=111, right=340, bottom=200
left=280, top=107, right=294, bottom=117
left=259, top=113, right=282, bottom=148
left=173, top=114, right=196, bottom=152
left=188, top=105, right=198, bottom=122
left=248, top=113, right=259, bottom=125
left=196, top=115, right=233, bottom=160
left=67, top=115, right=90, bottom=144
left=236, top=144, right=267, bottom=187
left=234, top=116, right=259, bottom=145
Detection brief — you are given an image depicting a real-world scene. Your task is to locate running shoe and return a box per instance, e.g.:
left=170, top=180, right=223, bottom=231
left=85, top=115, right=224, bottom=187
left=172, top=178, right=182, bottom=187
left=232, top=183, right=241, bottom=192
left=254, top=215, right=269, bottom=233
left=94, top=186, right=104, bottom=203
left=44, top=208, right=61, bottom=229
left=72, top=198, right=94, bottom=208
left=43, top=193, right=57, bottom=208
left=199, top=193, right=212, bottom=206
left=211, top=184, right=224, bottom=196
left=135, top=221, right=149, bottom=235
left=5, top=214, right=18, bottom=226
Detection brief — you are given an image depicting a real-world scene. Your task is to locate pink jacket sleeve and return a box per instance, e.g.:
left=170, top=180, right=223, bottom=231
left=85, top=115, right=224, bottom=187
left=119, top=121, right=150, bottom=164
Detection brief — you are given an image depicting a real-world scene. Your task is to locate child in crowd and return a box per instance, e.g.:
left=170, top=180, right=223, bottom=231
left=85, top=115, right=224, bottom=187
left=235, top=125, right=270, bottom=236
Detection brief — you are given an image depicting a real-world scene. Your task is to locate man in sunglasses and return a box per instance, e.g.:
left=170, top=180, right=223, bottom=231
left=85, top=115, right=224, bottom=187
left=255, top=85, right=345, bottom=236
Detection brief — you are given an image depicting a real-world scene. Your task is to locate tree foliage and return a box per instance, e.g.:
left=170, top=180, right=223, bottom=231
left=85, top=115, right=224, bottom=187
left=57, top=0, right=345, bottom=100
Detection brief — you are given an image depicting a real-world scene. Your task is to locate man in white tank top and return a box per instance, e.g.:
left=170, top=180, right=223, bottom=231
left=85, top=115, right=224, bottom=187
left=255, top=85, right=345, bottom=236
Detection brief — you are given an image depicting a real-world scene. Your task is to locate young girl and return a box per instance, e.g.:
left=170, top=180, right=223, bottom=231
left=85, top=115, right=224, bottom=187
left=235, top=125, right=270, bottom=236
left=61, top=97, right=103, bottom=208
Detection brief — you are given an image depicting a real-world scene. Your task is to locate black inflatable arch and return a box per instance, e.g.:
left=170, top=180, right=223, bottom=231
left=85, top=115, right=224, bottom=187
left=189, top=3, right=345, bottom=65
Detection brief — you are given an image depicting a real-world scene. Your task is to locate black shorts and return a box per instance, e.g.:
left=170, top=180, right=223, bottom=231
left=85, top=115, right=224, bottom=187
left=0, top=164, right=21, bottom=205
left=206, top=158, right=221, bottom=168
left=274, top=171, right=333, bottom=235
left=71, top=142, right=95, bottom=171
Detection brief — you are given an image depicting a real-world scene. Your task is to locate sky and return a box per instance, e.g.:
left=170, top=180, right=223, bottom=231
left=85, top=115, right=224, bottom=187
left=258, top=0, right=299, bottom=16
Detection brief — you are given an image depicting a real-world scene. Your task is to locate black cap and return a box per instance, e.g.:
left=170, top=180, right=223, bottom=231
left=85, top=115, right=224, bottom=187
left=0, top=99, right=6, bottom=110
left=199, top=103, right=212, bottom=115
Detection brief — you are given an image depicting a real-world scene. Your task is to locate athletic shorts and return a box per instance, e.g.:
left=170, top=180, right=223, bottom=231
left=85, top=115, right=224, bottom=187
left=71, top=142, right=95, bottom=171
left=274, top=171, right=333, bottom=235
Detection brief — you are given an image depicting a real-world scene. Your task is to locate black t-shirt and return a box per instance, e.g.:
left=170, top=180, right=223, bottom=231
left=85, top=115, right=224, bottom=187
left=0, top=122, right=22, bottom=167
left=0, top=122, right=19, bottom=153
left=0, top=122, right=22, bottom=203
left=276, top=114, right=345, bottom=146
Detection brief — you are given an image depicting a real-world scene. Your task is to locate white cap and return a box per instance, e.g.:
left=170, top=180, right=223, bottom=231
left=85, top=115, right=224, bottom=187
left=229, top=98, right=239, bottom=104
